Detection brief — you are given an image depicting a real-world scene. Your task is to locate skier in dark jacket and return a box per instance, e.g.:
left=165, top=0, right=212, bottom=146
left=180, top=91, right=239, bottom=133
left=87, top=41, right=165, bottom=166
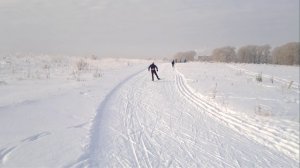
left=148, top=62, right=160, bottom=81
left=171, top=60, right=175, bottom=68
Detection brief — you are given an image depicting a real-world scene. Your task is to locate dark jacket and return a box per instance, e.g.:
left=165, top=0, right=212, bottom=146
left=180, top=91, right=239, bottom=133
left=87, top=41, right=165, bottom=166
left=148, top=63, right=158, bottom=71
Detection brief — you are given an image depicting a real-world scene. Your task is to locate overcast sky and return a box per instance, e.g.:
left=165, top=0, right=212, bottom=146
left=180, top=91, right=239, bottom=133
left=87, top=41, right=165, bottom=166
left=0, top=0, right=299, bottom=58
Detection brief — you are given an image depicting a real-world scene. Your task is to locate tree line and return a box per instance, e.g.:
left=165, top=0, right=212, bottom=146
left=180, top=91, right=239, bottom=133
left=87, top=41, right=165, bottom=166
left=174, top=42, right=299, bottom=65
left=174, top=50, right=196, bottom=62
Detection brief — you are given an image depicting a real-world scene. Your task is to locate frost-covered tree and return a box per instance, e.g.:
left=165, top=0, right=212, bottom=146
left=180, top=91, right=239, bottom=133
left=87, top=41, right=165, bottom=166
left=211, top=46, right=236, bottom=62
left=237, top=45, right=257, bottom=63
left=237, top=45, right=271, bottom=63
left=272, top=42, right=300, bottom=65
left=256, top=45, right=271, bottom=64
left=174, top=50, right=196, bottom=62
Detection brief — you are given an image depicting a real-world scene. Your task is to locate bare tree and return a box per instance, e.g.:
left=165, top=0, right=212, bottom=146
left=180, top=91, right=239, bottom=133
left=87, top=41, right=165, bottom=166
left=272, top=42, right=300, bottom=65
left=211, top=46, right=236, bottom=62
left=174, top=50, right=196, bottom=62
left=256, top=45, right=271, bottom=64
left=237, top=45, right=271, bottom=63
left=174, top=42, right=298, bottom=65
left=237, top=45, right=257, bottom=63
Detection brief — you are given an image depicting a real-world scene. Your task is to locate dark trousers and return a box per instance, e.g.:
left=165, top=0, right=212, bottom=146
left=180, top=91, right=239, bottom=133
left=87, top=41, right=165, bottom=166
left=151, top=70, right=159, bottom=81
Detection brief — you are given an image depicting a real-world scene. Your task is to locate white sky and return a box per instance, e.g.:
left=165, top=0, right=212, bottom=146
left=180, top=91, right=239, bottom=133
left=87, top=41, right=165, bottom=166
left=0, top=0, right=299, bottom=58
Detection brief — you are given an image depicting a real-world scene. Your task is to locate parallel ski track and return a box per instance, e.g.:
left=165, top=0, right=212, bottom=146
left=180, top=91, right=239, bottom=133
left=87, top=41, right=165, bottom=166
left=129, top=70, right=237, bottom=167
left=72, top=65, right=298, bottom=167
left=175, top=69, right=299, bottom=162
left=226, top=64, right=300, bottom=93
left=120, top=68, right=204, bottom=167
left=84, top=66, right=238, bottom=167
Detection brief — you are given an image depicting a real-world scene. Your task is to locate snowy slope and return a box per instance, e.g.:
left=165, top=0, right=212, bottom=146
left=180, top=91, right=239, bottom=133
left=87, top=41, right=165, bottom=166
left=0, top=57, right=299, bottom=167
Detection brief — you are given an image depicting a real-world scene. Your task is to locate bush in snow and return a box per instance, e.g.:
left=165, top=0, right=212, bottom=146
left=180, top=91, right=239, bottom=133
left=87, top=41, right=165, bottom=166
left=93, top=67, right=102, bottom=78
left=90, top=55, right=98, bottom=60
left=287, top=81, right=294, bottom=89
left=43, top=64, right=51, bottom=79
left=270, top=76, right=274, bottom=83
left=256, top=73, right=262, bottom=82
left=72, top=70, right=81, bottom=81
left=76, top=59, right=88, bottom=71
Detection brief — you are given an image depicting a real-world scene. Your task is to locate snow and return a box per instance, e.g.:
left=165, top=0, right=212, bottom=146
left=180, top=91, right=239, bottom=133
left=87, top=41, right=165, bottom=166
left=0, top=56, right=299, bottom=167
left=177, top=62, right=299, bottom=122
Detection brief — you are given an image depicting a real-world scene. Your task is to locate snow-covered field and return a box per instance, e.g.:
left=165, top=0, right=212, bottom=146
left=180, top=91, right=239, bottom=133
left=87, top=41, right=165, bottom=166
left=0, top=55, right=299, bottom=167
left=177, top=62, right=299, bottom=121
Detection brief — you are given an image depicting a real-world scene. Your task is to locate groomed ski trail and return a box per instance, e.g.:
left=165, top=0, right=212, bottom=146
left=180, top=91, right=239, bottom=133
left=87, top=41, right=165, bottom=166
left=75, top=64, right=298, bottom=167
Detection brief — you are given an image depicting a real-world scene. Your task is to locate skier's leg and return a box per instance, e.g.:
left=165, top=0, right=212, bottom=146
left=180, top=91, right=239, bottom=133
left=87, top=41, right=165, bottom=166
left=151, top=71, right=154, bottom=81
left=154, top=71, right=160, bottom=80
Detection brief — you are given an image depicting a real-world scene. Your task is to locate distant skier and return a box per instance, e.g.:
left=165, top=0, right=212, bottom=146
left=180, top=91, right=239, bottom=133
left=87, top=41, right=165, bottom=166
left=148, top=62, right=160, bottom=81
left=171, top=60, right=175, bottom=68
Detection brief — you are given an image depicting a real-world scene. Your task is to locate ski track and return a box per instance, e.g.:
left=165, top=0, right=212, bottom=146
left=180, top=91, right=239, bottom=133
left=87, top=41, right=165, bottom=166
left=73, top=64, right=298, bottom=167
left=0, top=131, right=51, bottom=165
left=175, top=69, right=299, bottom=162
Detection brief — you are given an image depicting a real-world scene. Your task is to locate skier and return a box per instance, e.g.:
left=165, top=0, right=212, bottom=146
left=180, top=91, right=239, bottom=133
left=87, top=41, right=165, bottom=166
left=171, top=60, right=175, bottom=68
left=148, top=62, right=160, bottom=81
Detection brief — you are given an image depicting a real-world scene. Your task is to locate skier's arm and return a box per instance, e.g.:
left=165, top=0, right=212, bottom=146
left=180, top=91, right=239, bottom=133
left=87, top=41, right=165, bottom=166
left=155, top=65, right=158, bottom=71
